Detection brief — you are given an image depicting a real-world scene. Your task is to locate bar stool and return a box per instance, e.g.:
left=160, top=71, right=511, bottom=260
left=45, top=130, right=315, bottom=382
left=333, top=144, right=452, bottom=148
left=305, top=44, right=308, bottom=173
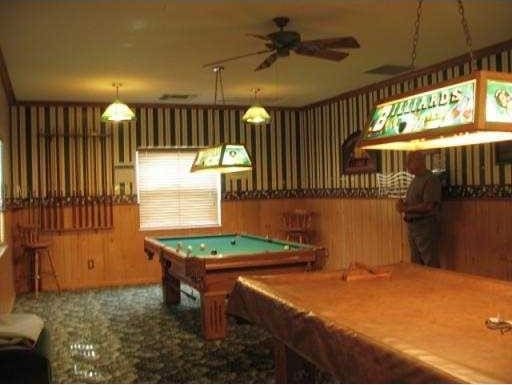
left=281, top=209, right=314, bottom=244
left=17, top=224, right=60, bottom=298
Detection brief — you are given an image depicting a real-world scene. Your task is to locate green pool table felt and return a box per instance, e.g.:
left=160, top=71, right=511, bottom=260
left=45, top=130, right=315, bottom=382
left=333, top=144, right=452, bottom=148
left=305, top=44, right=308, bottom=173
left=156, top=234, right=305, bottom=257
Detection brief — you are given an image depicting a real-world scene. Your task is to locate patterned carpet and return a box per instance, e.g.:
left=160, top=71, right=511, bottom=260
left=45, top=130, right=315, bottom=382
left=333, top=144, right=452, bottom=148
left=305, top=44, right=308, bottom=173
left=13, top=285, right=275, bottom=383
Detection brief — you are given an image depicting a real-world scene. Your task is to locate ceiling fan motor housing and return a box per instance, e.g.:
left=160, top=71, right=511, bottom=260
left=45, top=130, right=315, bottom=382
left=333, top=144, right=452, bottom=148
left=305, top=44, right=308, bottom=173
left=268, top=30, right=301, bottom=52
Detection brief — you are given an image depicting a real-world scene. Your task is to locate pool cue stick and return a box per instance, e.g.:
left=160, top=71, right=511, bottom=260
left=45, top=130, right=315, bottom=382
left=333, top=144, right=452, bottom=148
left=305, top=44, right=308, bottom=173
left=95, top=141, right=99, bottom=229
left=59, top=191, right=64, bottom=231
left=91, top=137, right=96, bottom=229
left=84, top=128, right=89, bottom=229
left=102, top=130, right=107, bottom=229
left=56, top=121, right=61, bottom=231
left=72, top=191, right=76, bottom=229
left=52, top=191, right=57, bottom=231
left=79, top=191, right=83, bottom=229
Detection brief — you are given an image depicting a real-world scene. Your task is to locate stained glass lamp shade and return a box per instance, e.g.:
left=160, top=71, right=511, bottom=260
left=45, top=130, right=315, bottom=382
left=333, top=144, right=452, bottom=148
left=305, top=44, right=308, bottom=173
left=190, top=144, right=252, bottom=173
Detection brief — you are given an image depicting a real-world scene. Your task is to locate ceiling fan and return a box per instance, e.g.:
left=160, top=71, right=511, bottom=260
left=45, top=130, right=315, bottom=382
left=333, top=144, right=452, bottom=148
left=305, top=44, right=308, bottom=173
left=203, top=16, right=360, bottom=71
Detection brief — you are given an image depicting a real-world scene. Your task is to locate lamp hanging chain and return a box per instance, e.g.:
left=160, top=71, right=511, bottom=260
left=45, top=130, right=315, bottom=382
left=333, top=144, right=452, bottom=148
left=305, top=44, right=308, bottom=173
left=219, top=67, right=225, bottom=105
left=456, top=0, right=476, bottom=71
left=214, top=69, right=219, bottom=105
left=213, top=66, right=225, bottom=106
left=409, top=0, right=423, bottom=71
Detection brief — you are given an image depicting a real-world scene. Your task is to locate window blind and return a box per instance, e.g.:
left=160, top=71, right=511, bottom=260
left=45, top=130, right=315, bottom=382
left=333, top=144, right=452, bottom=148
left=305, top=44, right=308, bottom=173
left=136, top=149, right=221, bottom=230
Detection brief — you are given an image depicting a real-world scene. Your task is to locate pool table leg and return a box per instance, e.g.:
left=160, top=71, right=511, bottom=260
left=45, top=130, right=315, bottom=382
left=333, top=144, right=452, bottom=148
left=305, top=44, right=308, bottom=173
left=201, top=291, right=227, bottom=340
left=161, top=260, right=181, bottom=305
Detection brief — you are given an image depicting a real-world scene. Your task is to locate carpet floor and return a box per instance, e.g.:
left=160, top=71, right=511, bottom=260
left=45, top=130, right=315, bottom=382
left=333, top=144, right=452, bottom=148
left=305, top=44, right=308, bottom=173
left=13, top=285, right=275, bottom=383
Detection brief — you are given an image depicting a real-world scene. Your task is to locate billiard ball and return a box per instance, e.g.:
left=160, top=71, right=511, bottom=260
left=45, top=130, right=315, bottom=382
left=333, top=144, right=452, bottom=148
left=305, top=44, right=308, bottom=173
left=210, top=249, right=218, bottom=255
left=176, top=241, right=182, bottom=250
left=283, top=245, right=290, bottom=250
left=199, top=243, right=206, bottom=250
left=187, top=245, right=193, bottom=251
left=230, top=239, right=236, bottom=245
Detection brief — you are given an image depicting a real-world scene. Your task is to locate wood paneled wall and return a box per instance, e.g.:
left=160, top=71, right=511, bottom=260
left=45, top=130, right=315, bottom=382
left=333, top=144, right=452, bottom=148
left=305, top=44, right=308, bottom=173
left=12, top=200, right=267, bottom=291
left=0, top=64, right=14, bottom=313
left=13, top=199, right=407, bottom=291
left=13, top=198, right=512, bottom=291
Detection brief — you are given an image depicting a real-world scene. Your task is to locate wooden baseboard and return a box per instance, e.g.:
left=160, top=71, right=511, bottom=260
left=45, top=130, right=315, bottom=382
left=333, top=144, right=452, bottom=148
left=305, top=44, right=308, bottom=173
left=42, top=278, right=161, bottom=292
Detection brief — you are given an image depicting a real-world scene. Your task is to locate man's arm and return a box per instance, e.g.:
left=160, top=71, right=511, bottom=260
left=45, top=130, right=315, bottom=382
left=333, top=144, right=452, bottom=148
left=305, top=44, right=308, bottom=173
left=396, top=175, right=441, bottom=215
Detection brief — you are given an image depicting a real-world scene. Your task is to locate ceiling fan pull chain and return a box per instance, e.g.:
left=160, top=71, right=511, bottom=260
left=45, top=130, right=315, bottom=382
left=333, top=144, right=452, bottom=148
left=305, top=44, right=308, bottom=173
left=456, top=0, right=476, bottom=71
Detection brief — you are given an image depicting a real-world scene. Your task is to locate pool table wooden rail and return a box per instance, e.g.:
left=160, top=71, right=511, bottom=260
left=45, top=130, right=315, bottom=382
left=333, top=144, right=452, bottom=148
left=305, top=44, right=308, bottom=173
left=144, top=235, right=327, bottom=339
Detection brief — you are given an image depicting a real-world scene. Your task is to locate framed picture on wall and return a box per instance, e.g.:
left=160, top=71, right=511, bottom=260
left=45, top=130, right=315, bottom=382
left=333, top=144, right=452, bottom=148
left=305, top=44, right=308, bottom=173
left=495, top=141, right=512, bottom=164
left=341, top=130, right=380, bottom=174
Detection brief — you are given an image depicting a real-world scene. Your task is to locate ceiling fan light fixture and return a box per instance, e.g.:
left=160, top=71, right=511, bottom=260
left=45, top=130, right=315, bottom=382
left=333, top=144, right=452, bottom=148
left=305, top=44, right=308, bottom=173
left=242, top=104, right=271, bottom=124
left=101, top=83, right=136, bottom=122
left=243, top=88, right=271, bottom=125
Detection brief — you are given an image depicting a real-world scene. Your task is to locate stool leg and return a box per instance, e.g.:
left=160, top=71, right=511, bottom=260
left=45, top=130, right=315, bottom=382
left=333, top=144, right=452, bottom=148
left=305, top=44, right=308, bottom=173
left=34, top=250, right=39, bottom=299
left=46, top=249, right=61, bottom=294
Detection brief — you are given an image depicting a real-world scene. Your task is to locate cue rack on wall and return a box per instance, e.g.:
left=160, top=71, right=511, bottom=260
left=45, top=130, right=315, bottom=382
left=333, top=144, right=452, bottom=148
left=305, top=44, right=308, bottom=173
left=23, top=194, right=114, bottom=232
left=15, top=122, right=115, bottom=232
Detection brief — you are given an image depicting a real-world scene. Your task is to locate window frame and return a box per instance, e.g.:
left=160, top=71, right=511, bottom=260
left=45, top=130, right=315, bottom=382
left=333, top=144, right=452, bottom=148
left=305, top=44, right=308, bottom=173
left=135, top=147, right=222, bottom=231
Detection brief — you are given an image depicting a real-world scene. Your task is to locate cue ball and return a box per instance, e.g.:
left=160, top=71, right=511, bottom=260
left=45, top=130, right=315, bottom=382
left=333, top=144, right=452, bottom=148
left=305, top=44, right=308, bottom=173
left=200, top=243, right=206, bottom=250
left=210, top=249, right=218, bottom=255
left=283, top=245, right=290, bottom=250
left=187, top=245, right=193, bottom=251
left=230, top=239, right=236, bottom=245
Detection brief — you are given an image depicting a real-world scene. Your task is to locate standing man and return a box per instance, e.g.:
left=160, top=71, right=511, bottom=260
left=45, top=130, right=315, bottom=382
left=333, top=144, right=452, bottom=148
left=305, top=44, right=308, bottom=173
left=396, top=151, right=442, bottom=267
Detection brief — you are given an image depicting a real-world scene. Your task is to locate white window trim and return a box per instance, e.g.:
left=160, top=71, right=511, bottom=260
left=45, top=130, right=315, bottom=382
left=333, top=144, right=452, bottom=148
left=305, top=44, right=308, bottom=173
left=135, top=148, right=222, bottom=231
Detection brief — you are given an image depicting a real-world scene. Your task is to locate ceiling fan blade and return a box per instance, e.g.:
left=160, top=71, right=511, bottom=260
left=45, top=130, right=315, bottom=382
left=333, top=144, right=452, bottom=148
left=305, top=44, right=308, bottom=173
left=255, top=52, right=278, bottom=71
left=246, top=33, right=271, bottom=41
left=294, top=46, right=349, bottom=61
left=203, top=49, right=271, bottom=68
left=300, top=36, right=360, bottom=49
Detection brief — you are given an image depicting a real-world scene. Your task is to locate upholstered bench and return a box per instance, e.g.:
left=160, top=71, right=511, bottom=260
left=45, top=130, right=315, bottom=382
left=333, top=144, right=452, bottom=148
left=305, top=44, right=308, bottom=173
left=0, top=314, right=51, bottom=383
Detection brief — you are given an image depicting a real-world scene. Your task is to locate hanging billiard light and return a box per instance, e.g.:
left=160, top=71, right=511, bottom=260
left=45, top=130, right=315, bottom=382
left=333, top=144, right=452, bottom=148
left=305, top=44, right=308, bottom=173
left=190, top=143, right=252, bottom=174
left=190, top=67, right=253, bottom=174
left=358, top=0, right=512, bottom=151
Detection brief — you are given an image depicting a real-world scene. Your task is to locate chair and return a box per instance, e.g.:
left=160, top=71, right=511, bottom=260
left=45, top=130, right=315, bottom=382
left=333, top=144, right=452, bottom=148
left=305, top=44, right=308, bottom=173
left=17, top=224, right=60, bottom=298
left=281, top=209, right=314, bottom=244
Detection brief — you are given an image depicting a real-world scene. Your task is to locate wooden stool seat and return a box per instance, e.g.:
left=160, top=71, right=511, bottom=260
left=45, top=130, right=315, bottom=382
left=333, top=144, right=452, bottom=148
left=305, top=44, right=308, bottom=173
left=25, top=241, right=51, bottom=249
left=17, top=224, right=60, bottom=298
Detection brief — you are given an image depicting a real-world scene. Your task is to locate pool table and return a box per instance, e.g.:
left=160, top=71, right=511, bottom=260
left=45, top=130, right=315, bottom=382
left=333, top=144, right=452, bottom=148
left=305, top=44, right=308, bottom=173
left=144, top=233, right=327, bottom=339
left=228, top=263, right=512, bottom=383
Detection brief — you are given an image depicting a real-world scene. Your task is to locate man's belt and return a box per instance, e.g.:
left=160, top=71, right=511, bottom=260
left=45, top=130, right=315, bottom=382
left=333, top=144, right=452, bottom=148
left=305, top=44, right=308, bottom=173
left=403, top=216, right=435, bottom=223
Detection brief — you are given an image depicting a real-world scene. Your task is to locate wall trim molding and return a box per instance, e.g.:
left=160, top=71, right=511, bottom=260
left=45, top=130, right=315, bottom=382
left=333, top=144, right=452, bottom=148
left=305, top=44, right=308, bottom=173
left=5, top=184, right=512, bottom=209
left=0, top=46, right=15, bottom=105
left=13, top=100, right=297, bottom=111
